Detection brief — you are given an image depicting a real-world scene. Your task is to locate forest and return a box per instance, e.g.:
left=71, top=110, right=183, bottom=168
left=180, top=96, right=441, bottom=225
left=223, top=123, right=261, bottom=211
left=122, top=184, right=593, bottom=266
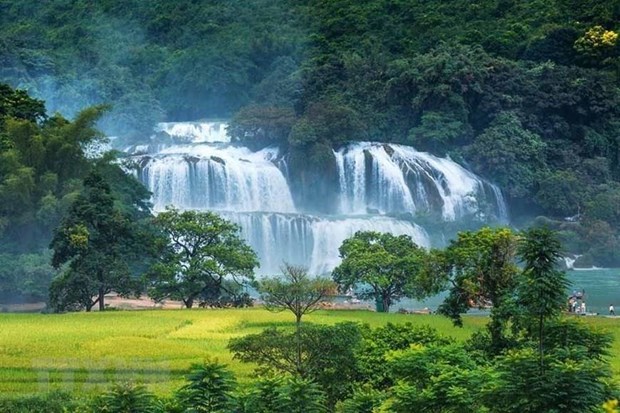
left=1, top=0, right=620, bottom=270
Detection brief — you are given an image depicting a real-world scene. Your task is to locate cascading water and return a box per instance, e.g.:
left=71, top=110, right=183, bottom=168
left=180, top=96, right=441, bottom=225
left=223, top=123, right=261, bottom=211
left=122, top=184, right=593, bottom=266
left=154, top=121, right=230, bottom=143
left=130, top=121, right=508, bottom=274
left=140, top=145, right=294, bottom=213
left=334, top=142, right=508, bottom=222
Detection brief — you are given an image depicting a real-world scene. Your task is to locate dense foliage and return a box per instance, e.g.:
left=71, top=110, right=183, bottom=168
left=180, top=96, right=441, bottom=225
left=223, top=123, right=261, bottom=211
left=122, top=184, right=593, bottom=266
left=0, top=83, right=155, bottom=302
left=332, top=231, right=429, bottom=312
left=146, top=207, right=258, bottom=309
left=1, top=0, right=619, bottom=263
left=49, top=169, right=152, bottom=311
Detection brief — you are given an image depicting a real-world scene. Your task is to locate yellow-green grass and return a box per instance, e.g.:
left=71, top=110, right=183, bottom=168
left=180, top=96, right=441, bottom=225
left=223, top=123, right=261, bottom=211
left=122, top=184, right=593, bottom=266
left=0, top=308, right=617, bottom=397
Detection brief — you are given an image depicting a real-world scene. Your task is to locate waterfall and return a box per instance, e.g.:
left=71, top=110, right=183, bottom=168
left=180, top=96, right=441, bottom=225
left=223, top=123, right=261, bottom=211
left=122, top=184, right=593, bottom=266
left=334, top=142, right=507, bottom=221
left=133, top=121, right=509, bottom=274
left=221, top=212, right=429, bottom=275
left=307, top=216, right=429, bottom=275
left=154, top=121, right=230, bottom=143
left=140, top=144, right=295, bottom=213
left=564, top=256, right=576, bottom=270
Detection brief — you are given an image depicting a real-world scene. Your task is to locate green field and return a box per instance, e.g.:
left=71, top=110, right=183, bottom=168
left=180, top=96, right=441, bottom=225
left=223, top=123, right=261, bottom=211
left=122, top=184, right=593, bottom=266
left=0, top=308, right=618, bottom=397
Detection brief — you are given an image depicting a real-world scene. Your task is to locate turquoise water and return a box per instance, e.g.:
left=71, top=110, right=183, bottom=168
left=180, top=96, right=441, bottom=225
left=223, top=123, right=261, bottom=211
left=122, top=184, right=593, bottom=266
left=566, top=268, right=620, bottom=315
left=387, top=268, right=620, bottom=315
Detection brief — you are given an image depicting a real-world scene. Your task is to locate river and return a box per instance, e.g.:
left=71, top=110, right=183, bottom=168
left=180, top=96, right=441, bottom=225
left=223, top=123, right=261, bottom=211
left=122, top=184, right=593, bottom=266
left=380, top=268, right=620, bottom=315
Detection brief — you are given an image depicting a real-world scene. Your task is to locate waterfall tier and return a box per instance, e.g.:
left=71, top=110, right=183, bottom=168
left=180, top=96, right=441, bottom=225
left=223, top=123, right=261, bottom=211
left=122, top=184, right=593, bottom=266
left=222, top=212, right=429, bottom=275
left=132, top=121, right=508, bottom=274
left=154, top=121, right=229, bottom=143
left=335, top=142, right=508, bottom=222
left=140, top=144, right=294, bottom=213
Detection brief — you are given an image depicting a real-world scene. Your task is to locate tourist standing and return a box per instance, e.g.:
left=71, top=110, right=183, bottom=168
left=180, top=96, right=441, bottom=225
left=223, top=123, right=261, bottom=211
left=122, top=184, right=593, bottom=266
left=610, top=304, right=615, bottom=316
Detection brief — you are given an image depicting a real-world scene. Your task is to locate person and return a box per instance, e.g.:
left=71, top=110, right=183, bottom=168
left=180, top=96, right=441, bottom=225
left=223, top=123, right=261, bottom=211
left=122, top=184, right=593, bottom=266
left=610, top=304, right=615, bottom=316
left=581, top=301, right=586, bottom=315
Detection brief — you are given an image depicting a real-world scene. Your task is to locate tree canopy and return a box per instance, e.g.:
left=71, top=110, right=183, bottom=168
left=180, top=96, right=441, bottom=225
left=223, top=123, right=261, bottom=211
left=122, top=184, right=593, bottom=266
left=49, top=170, right=150, bottom=311
left=0, top=83, right=154, bottom=303
left=260, top=263, right=336, bottom=324
left=147, top=207, right=259, bottom=308
left=332, top=231, right=429, bottom=313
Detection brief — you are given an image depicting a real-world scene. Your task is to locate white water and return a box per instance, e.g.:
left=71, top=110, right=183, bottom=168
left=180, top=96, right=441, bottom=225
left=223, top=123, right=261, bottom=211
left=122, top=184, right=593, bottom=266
left=142, top=145, right=294, bottom=213
left=564, top=256, right=577, bottom=270
left=334, top=142, right=507, bottom=221
left=155, top=121, right=230, bottom=143
left=134, top=121, right=508, bottom=274
left=222, top=212, right=429, bottom=275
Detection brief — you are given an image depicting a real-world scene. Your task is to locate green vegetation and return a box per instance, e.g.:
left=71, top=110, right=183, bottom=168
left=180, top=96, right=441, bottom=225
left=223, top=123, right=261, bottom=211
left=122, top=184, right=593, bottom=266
left=0, top=83, right=155, bottom=303
left=0, top=308, right=486, bottom=396
left=0, top=2, right=619, bottom=410
left=50, top=169, right=153, bottom=312
left=1, top=307, right=617, bottom=412
left=147, top=207, right=259, bottom=309
left=333, top=231, right=428, bottom=312
left=229, top=322, right=361, bottom=407
left=433, top=227, right=519, bottom=351
left=257, top=264, right=336, bottom=377
left=2, top=0, right=619, bottom=264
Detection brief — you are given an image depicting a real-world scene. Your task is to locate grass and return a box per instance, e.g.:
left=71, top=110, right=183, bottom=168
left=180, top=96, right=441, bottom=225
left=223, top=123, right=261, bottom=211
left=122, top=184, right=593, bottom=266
left=0, top=308, right=617, bottom=397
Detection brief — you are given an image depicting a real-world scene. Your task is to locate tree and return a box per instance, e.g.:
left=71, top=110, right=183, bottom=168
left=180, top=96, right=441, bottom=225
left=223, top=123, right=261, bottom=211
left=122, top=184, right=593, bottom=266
left=260, top=263, right=336, bottom=325
left=238, top=375, right=328, bottom=413
left=385, top=343, right=493, bottom=413
left=49, top=171, right=143, bottom=311
left=0, top=83, right=46, bottom=125
left=434, top=227, right=519, bottom=353
left=0, top=252, right=55, bottom=301
left=148, top=208, right=258, bottom=308
left=97, top=383, right=155, bottom=413
left=355, top=323, right=452, bottom=390
left=574, top=26, right=618, bottom=66
left=486, top=346, right=613, bottom=413
left=332, top=231, right=428, bottom=313
left=335, top=385, right=385, bottom=413
left=259, top=263, right=336, bottom=374
left=517, top=227, right=570, bottom=371
left=228, top=105, right=296, bottom=149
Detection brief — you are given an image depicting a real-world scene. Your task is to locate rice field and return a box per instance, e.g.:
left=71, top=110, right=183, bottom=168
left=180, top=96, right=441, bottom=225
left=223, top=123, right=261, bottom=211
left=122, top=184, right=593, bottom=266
left=0, top=308, right=617, bottom=397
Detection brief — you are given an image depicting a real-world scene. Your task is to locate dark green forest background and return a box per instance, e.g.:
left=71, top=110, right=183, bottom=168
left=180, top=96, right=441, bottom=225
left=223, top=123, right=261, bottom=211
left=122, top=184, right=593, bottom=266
left=1, top=0, right=620, bottom=301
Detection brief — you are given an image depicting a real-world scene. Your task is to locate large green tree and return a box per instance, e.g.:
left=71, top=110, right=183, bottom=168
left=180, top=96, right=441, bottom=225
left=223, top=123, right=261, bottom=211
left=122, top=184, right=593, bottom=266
left=229, top=322, right=361, bottom=407
left=332, top=231, right=428, bottom=313
left=49, top=170, right=145, bottom=311
left=435, top=227, right=519, bottom=353
left=148, top=207, right=258, bottom=308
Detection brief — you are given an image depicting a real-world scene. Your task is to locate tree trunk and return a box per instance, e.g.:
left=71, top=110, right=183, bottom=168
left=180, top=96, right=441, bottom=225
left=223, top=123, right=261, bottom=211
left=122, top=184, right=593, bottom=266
left=98, top=287, right=105, bottom=311
left=539, top=313, right=544, bottom=374
left=295, top=313, right=303, bottom=377
left=382, top=295, right=390, bottom=313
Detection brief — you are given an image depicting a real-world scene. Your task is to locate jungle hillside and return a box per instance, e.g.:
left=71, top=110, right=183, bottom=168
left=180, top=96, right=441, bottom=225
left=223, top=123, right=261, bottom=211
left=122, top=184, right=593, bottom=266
left=1, top=0, right=620, bottom=284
